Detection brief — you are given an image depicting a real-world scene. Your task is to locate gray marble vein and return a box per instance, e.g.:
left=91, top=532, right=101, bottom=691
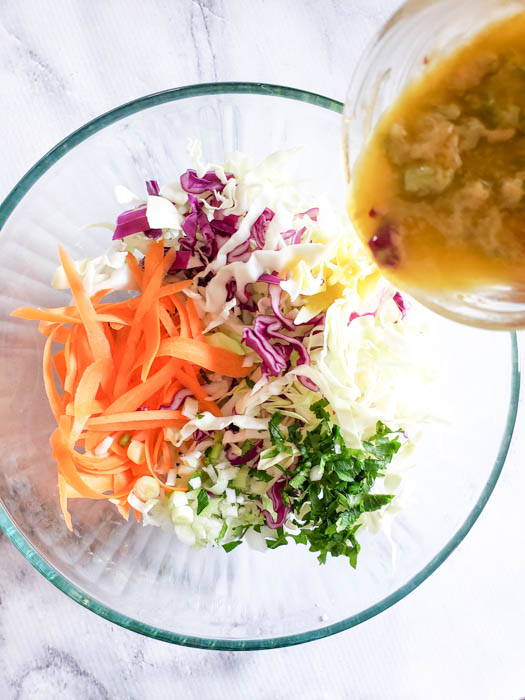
left=1, top=1, right=525, bottom=698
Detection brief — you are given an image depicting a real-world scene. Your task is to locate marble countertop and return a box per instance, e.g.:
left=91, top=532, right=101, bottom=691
left=1, top=1, right=525, bottom=698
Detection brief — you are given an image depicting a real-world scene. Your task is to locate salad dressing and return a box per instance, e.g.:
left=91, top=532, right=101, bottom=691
left=350, top=12, right=525, bottom=294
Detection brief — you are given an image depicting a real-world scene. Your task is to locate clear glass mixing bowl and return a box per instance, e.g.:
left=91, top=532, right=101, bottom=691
left=0, top=83, right=520, bottom=649
left=344, top=0, right=525, bottom=330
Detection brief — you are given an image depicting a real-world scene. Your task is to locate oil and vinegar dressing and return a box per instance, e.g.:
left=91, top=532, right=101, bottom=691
left=350, top=11, right=525, bottom=294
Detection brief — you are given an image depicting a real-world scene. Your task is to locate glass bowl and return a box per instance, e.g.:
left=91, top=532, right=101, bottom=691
left=0, top=83, right=520, bottom=650
left=343, top=0, right=525, bottom=330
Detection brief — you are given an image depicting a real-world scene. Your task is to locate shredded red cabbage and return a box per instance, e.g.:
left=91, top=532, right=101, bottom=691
left=146, top=180, right=160, bottom=196
left=211, top=212, right=240, bottom=235
left=242, top=327, right=288, bottom=376
left=225, top=440, right=263, bottom=466
left=112, top=206, right=162, bottom=240
left=250, top=208, right=274, bottom=248
left=348, top=310, right=377, bottom=326
left=193, top=429, right=210, bottom=443
left=393, top=291, right=408, bottom=319
left=180, top=169, right=227, bottom=194
left=368, top=223, right=399, bottom=267
left=167, top=388, right=194, bottom=410
left=227, top=239, right=252, bottom=264
left=260, top=478, right=291, bottom=529
left=299, top=207, right=319, bottom=221
left=258, top=273, right=282, bottom=285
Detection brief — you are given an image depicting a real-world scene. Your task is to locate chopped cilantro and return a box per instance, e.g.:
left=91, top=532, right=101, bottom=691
left=196, top=489, right=209, bottom=515
left=217, top=521, right=228, bottom=543
left=265, top=413, right=401, bottom=568
left=222, top=540, right=243, bottom=553
left=199, top=369, right=211, bottom=384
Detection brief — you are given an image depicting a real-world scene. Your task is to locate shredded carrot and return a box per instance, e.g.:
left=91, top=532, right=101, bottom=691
left=141, top=303, right=160, bottom=381
left=185, top=297, right=205, bottom=341
left=43, top=326, right=65, bottom=421
left=53, top=349, right=67, bottom=387
left=158, top=337, right=251, bottom=378
left=11, top=241, right=228, bottom=530
left=177, top=365, right=222, bottom=417
left=158, top=305, right=177, bottom=337
left=58, top=246, right=112, bottom=364
left=87, top=409, right=185, bottom=428
left=157, top=280, right=193, bottom=298
left=171, top=294, right=190, bottom=338
left=71, top=358, right=112, bottom=441
left=105, top=359, right=181, bottom=415
left=126, top=252, right=144, bottom=289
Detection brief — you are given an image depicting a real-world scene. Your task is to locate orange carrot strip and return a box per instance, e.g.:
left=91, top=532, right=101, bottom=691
left=65, top=473, right=114, bottom=498
left=105, top=358, right=180, bottom=415
left=86, top=419, right=185, bottom=432
left=51, top=428, right=111, bottom=500
left=53, top=349, right=67, bottom=388
left=11, top=307, right=80, bottom=324
left=58, top=474, right=73, bottom=531
left=157, top=337, right=251, bottom=378
left=177, top=365, right=222, bottom=417
left=64, top=327, right=78, bottom=395
left=158, top=305, right=177, bottom=337
left=85, top=430, right=103, bottom=453
left=171, top=295, right=190, bottom=337
left=71, top=451, right=126, bottom=471
left=141, top=302, right=160, bottom=381
left=162, top=441, right=173, bottom=473
left=162, top=379, right=182, bottom=405
left=145, top=430, right=173, bottom=491
left=126, top=252, right=144, bottom=289
left=117, top=502, right=130, bottom=520
left=38, top=321, right=70, bottom=343
left=185, top=297, right=204, bottom=340
left=113, top=470, right=133, bottom=493
left=91, top=289, right=112, bottom=304
left=143, top=240, right=164, bottom=288
left=87, top=409, right=184, bottom=426
left=112, top=246, right=175, bottom=398
left=161, top=295, right=176, bottom=315
left=71, top=358, right=113, bottom=441
left=58, top=245, right=112, bottom=364
left=157, top=280, right=193, bottom=298
left=43, top=325, right=64, bottom=421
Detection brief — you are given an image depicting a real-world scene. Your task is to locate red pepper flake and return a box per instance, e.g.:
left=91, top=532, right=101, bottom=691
left=423, top=56, right=429, bottom=65
left=368, top=207, right=378, bottom=218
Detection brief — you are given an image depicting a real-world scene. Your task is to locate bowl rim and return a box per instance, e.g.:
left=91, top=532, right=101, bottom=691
left=0, top=81, right=520, bottom=651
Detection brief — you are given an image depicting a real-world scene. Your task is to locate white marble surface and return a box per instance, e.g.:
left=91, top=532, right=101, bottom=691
left=1, top=1, right=525, bottom=698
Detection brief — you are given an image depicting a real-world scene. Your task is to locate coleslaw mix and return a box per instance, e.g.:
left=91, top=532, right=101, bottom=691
left=18, top=143, right=432, bottom=566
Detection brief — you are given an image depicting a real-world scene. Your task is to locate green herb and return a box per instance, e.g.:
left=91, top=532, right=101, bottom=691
left=222, top=540, right=243, bottom=553
left=248, top=468, right=273, bottom=482
left=241, top=440, right=254, bottom=456
left=268, top=411, right=293, bottom=455
left=245, top=377, right=255, bottom=389
left=217, top=521, right=228, bottom=543
left=118, top=432, right=132, bottom=447
left=196, top=489, right=209, bottom=515
left=268, top=416, right=401, bottom=568
left=199, top=369, right=211, bottom=384
left=232, top=524, right=250, bottom=538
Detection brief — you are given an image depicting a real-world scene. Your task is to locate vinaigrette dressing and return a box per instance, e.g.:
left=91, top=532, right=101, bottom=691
left=350, top=12, right=525, bottom=293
